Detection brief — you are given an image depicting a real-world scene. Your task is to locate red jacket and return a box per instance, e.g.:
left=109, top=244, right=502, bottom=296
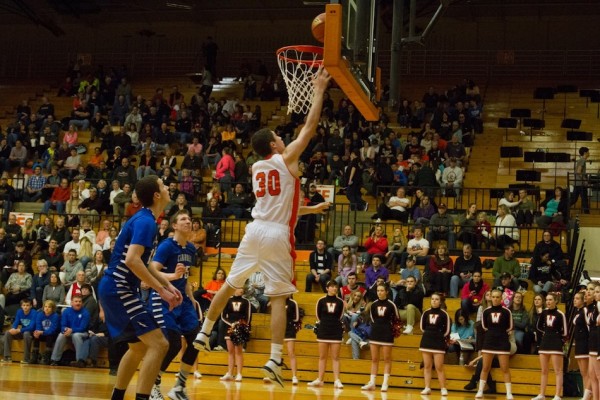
left=460, top=280, right=490, bottom=304
left=215, top=154, right=235, bottom=180
left=50, top=186, right=71, bottom=203
left=364, top=235, right=388, bottom=255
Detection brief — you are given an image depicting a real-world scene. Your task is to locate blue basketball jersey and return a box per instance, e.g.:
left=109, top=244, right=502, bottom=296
left=152, top=237, right=196, bottom=294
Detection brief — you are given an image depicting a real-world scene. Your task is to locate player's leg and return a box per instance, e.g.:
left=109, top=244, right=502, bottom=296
left=135, top=329, right=169, bottom=397
left=112, top=341, right=147, bottom=400
left=169, top=330, right=200, bottom=399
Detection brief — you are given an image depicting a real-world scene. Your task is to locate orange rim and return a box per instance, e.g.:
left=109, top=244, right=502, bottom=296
left=276, top=45, right=324, bottom=65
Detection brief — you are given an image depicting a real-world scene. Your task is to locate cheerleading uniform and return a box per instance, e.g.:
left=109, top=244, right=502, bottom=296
left=585, top=302, right=598, bottom=356
left=284, top=298, right=300, bottom=341
left=481, top=305, right=513, bottom=355
left=572, top=307, right=589, bottom=359
left=368, top=298, right=398, bottom=346
left=315, top=294, right=345, bottom=343
left=221, top=295, right=252, bottom=342
left=537, top=307, right=567, bottom=355
left=419, top=307, right=451, bottom=354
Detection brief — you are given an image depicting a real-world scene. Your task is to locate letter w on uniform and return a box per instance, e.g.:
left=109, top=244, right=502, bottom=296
left=428, top=314, right=439, bottom=324
left=377, top=306, right=386, bottom=317
left=326, top=303, right=337, bottom=313
left=232, top=302, right=242, bottom=312
left=546, top=315, right=556, bottom=327
left=491, top=312, right=501, bottom=323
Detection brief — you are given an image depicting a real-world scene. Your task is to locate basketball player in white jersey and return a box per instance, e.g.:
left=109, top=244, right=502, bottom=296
left=194, top=68, right=331, bottom=386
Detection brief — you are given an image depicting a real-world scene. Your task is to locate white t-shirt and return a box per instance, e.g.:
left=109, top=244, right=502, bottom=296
left=388, top=196, right=410, bottom=212
left=407, top=237, right=429, bottom=252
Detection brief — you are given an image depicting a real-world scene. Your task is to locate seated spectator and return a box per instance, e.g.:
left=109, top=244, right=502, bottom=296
left=335, top=245, right=357, bottom=287
left=457, top=203, right=478, bottom=249
left=400, top=225, right=430, bottom=268
left=0, top=175, right=16, bottom=223
left=4, top=261, right=32, bottom=307
left=215, top=147, right=235, bottom=194
left=445, top=133, right=467, bottom=165
left=32, top=299, right=60, bottom=365
left=532, top=230, right=565, bottom=266
left=137, top=148, right=157, bottom=180
left=23, top=164, right=46, bottom=202
left=393, top=275, right=424, bottom=335
left=327, top=225, right=359, bottom=261
left=344, top=289, right=367, bottom=334
left=362, top=225, right=388, bottom=266
left=195, top=268, right=226, bottom=312
left=78, top=188, right=103, bottom=225
left=440, top=157, right=463, bottom=197
left=69, top=99, right=91, bottom=131
left=413, top=195, right=436, bottom=225
left=65, top=270, right=89, bottom=305
left=529, top=251, right=564, bottom=294
left=450, top=244, right=482, bottom=298
left=125, top=192, right=142, bottom=217
left=221, top=183, right=253, bottom=219
left=42, top=272, right=65, bottom=305
left=384, top=227, right=407, bottom=273
left=167, top=193, right=193, bottom=220
left=305, top=240, right=333, bottom=292
left=536, top=186, right=567, bottom=229
left=2, top=298, right=35, bottom=363
left=60, top=249, right=83, bottom=287
left=41, top=178, right=70, bottom=214
left=392, top=255, right=422, bottom=290
left=492, top=244, right=521, bottom=289
left=459, top=270, right=489, bottom=318
left=475, top=211, right=492, bottom=249
left=59, top=147, right=80, bottom=180
left=339, top=272, right=366, bottom=302
left=30, top=259, right=50, bottom=309
left=84, top=249, right=106, bottom=291
left=5, top=139, right=28, bottom=171
left=372, top=187, right=410, bottom=223
left=49, top=294, right=90, bottom=367
left=427, top=203, right=456, bottom=249
left=447, top=309, right=475, bottom=365
left=190, top=218, right=207, bottom=267
left=41, top=239, right=64, bottom=272
left=498, top=190, right=520, bottom=215
left=113, top=157, right=137, bottom=188
left=7, top=240, right=33, bottom=276
left=427, top=243, right=454, bottom=295
left=113, top=182, right=132, bottom=217
left=510, top=292, right=530, bottom=354
left=515, top=189, right=535, bottom=227
left=493, top=204, right=519, bottom=250
left=364, top=254, right=389, bottom=295
left=245, top=271, right=268, bottom=313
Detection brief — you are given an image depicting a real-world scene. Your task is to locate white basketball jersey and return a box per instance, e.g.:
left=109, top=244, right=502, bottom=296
left=251, top=154, right=300, bottom=229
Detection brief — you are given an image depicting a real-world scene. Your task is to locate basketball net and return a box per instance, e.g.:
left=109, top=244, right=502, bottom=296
left=276, top=45, right=323, bottom=115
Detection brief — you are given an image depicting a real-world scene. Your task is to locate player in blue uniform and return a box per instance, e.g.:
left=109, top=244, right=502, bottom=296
left=149, top=210, right=200, bottom=400
left=98, top=175, right=181, bottom=400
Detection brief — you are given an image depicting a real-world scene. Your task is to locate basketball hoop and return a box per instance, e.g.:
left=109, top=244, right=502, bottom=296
left=276, top=45, right=323, bottom=115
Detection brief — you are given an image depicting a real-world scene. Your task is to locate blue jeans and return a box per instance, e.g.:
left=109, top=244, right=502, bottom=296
left=52, top=332, right=89, bottom=362
left=450, top=275, right=470, bottom=298
left=534, top=281, right=555, bottom=294
left=69, top=119, right=90, bottom=131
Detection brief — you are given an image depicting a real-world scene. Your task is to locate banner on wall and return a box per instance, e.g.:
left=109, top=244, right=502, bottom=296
left=315, top=185, right=335, bottom=203
left=10, top=212, right=34, bottom=227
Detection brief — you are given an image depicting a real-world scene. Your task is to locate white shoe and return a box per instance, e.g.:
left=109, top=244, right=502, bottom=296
left=532, top=396, right=545, bottom=400
left=307, top=379, right=324, bottom=387
left=362, top=382, right=376, bottom=391
left=262, top=358, right=284, bottom=388
left=475, top=391, right=484, bottom=398
left=235, top=374, right=242, bottom=382
left=192, top=332, right=211, bottom=353
left=292, top=376, right=299, bottom=385
left=193, top=371, right=202, bottom=379
left=421, top=388, right=431, bottom=395
left=345, top=338, right=352, bottom=345
left=220, top=373, right=234, bottom=381
left=150, top=384, right=164, bottom=400
left=167, top=385, right=189, bottom=400
left=506, top=394, right=514, bottom=400
left=263, top=377, right=272, bottom=383
left=381, top=383, right=388, bottom=392
left=403, top=325, right=414, bottom=335
left=213, top=345, right=225, bottom=351
left=551, top=397, right=561, bottom=400
left=333, top=380, right=343, bottom=389
left=441, top=388, right=448, bottom=396
left=359, top=340, right=368, bottom=349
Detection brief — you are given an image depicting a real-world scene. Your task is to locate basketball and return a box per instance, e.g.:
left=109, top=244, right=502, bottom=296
left=311, top=13, right=326, bottom=43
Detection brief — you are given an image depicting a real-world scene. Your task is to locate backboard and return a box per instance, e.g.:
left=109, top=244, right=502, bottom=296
left=323, top=0, right=381, bottom=121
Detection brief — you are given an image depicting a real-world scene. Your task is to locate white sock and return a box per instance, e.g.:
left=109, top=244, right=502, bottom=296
left=478, top=380, right=486, bottom=392
left=382, top=374, right=390, bottom=385
left=369, top=374, right=376, bottom=384
left=270, top=343, right=283, bottom=364
left=583, top=389, right=592, bottom=400
left=505, top=382, right=512, bottom=395
left=201, top=317, right=215, bottom=336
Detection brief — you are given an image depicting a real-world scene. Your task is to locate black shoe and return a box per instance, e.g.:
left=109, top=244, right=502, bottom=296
left=371, top=213, right=379, bottom=219
left=464, top=381, right=477, bottom=391
left=70, top=359, right=86, bottom=368
left=50, top=361, right=59, bottom=366
left=109, top=368, right=118, bottom=376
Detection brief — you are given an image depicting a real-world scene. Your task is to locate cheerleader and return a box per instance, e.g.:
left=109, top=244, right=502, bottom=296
left=362, top=284, right=399, bottom=392
left=571, top=291, right=590, bottom=400
left=308, top=281, right=345, bottom=389
left=477, top=288, right=514, bottom=399
left=533, top=292, right=567, bottom=400
left=220, top=288, right=252, bottom=382
left=587, top=282, right=600, bottom=400
left=419, top=293, right=451, bottom=396
left=265, top=295, right=301, bottom=385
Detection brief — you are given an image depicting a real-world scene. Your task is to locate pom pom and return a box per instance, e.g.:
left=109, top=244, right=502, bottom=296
left=391, top=314, right=403, bottom=338
left=228, top=319, right=251, bottom=346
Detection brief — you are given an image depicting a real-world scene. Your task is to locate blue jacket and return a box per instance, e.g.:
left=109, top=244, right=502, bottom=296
left=12, top=308, right=36, bottom=333
left=35, top=310, right=60, bottom=336
left=61, top=306, right=90, bottom=334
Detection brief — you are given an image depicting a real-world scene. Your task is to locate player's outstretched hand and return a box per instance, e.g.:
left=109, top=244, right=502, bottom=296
left=313, top=67, right=331, bottom=93
left=160, top=283, right=183, bottom=311
left=314, top=202, right=331, bottom=214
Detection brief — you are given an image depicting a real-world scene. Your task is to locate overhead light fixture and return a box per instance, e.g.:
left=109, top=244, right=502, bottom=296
left=166, top=2, right=193, bottom=10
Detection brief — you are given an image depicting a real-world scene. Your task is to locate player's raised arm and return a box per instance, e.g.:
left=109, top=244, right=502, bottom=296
left=283, top=68, right=331, bottom=170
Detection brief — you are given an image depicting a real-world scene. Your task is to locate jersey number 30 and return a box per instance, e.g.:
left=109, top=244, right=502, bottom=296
left=255, top=170, right=281, bottom=197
